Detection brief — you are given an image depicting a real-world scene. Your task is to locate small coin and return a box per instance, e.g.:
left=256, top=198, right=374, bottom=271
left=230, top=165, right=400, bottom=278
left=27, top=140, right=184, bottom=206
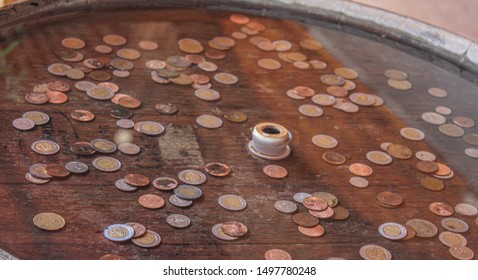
left=405, top=218, right=438, bottom=238
left=124, top=174, right=149, bottom=187
left=463, top=134, right=478, bottom=146
left=214, top=72, right=238, bottom=85
left=264, top=249, right=292, bottom=260
left=327, top=86, right=348, bottom=98
left=25, top=172, right=50, bottom=184
left=74, top=81, right=96, bottom=92
left=25, top=92, right=49, bottom=105
left=118, top=96, right=141, bottom=109
left=113, top=70, right=130, bottom=78
left=29, top=163, right=52, bottom=179
left=257, top=58, right=281, bottom=70
left=298, top=104, right=323, bottom=117
left=428, top=87, right=448, bottom=98
left=116, top=48, right=141, bottom=60
left=293, top=86, right=315, bottom=97
left=263, top=165, right=288, bottom=179
left=322, top=151, right=346, bottom=165
left=145, top=60, right=166, bottom=70
left=135, top=121, right=165, bottom=136
left=178, top=169, right=207, bottom=185
left=115, top=179, right=137, bottom=192
left=198, top=61, right=218, bottom=72
left=416, top=161, right=439, bottom=173
left=455, top=203, right=478, bottom=217
left=132, top=230, right=161, bottom=248
left=387, top=79, right=412, bottom=90
left=229, top=13, right=250, bottom=24
left=429, top=202, right=454, bottom=217
left=420, top=176, right=445, bottom=191
left=377, top=191, right=402, bottom=208
left=449, top=246, right=474, bottom=260
left=166, top=214, right=191, bottom=229
left=31, top=140, right=60, bottom=155
left=12, top=118, right=35, bottom=131
left=194, top=88, right=221, bottom=102
left=116, top=119, right=134, bottom=129
left=87, top=87, right=114, bottom=100
left=174, top=185, right=203, bottom=200
left=95, top=44, right=113, bottom=54
left=439, top=231, right=467, bottom=247
left=334, top=67, right=358, bottom=79
left=138, top=40, right=158, bottom=51
left=312, top=134, right=338, bottom=149
left=168, top=194, right=193, bottom=208
left=221, top=221, right=248, bottom=237
left=349, top=176, right=369, bottom=188
left=378, top=222, right=407, bottom=240
left=359, top=244, right=392, bottom=260
left=211, top=223, right=238, bottom=241
left=286, top=89, right=306, bottom=100
left=312, top=192, right=339, bottom=208
left=138, top=194, right=165, bottom=209
left=64, top=161, right=88, bottom=174
left=196, top=115, right=222, bottom=129
left=125, top=222, right=146, bottom=238
left=439, top=123, right=465, bottom=137
left=92, top=156, right=121, bottom=172
left=218, top=194, right=247, bottom=211
left=118, top=143, right=141, bottom=155
left=309, top=60, right=327, bottom=70
left=421, top=112, right=446, bottom=125
left=110, top=58, right=134, bottom=70
left=47, top=63, right=72, bottom=76
left=47, top=81, right=70, bottom=92
left=384, top=69, right=407, bottom=80
left=155, top=103, right=178, bottom=115
left=47, top=91, right=68, bottom=104
left=44, top=164, right=70, bottom=178
left=320, top=74, right=344, bottom=86
left=70, top=110, right=95, bottom=122
left=152, top=177, right=178, bottom=191
left=303, top=196, right=328, bottom=211
left=33, top=212, right=66, bottom=231
left=441, top=217, right=469, bottom=233
left=402, top=224, right=417, bottom=240
left=400, top=127, right=425, bottom=141
left=298, top=224, right=325, bottom=237
left=90, top=139, right=117, bottom=153
left=274, top=200, right=297, bottom=214
left=415, top=151, right=436, bottom=161
left=349, top=163, right=373, bottom=177
left=70, top=142, right=96, bottom=156
left=386, top=143, right=412, bottom=159
left=435, top=162, right=452, bottom=176
left=349, top=92, right=376, bottom=106
left=293, top=192, right=311, bottom=204
left=330, top=206, right=349, bottom=220
left=312, top=94, right=336, bottom=106
left=178, top=38, right=204, bottom=54
left=61, top=37, right=85, bottom=49
left=465, top=148, right=478, bottom=158
left=366, top=150, right=392, bottom=165
left=453, top=116, right=475, bottom=128
left=309, top=207, right=334, bottom=219
left=204, top=162, right=231, bottom=177
left=292, top=212, right=319, bottom=227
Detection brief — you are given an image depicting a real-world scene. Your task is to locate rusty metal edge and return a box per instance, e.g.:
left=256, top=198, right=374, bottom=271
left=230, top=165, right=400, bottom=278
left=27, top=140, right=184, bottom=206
left=0, top=0, right=477, bottom=76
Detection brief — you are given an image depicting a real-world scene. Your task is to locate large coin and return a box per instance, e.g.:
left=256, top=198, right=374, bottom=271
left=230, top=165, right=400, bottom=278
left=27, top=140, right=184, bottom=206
left=178, top=169, right=207, bottom=185
left=103, top=224, right=134, bottom=242
left=174, top=185, right=203, bottom=200
left=359, top=244, right=392, bottom=260
left=274, top=200, right=297, bottom=214
left=218, top=194, right=247, bottom=211
left=132, top=230, right=161, bottom=248
left=64, top=161, right=88, bottom=174
left=33, top=212, right=66, bottom=231
left=405, top=219, right=438, bottom=238
left=31, top=140, right=60, bottom=155
left=378, top=222, right=407, bottom=240
left=92, top=156, right=121, bottom=172
left=166, top=214, right=191, bottom=229
left=168, top=194, right=193, bottom=208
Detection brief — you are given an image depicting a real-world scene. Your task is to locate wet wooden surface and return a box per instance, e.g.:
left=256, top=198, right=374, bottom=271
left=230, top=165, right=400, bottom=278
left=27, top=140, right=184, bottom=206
left=0, top=8, right=477, bottom=260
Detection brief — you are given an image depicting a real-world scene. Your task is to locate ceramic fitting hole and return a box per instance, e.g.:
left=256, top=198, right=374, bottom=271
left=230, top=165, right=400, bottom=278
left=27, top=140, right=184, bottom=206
left=262, top=126, right=281, bottom=135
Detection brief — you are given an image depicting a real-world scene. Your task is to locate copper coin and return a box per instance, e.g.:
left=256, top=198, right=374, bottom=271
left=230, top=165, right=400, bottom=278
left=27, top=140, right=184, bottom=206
left=185, top=54, right=206, bottom=64
left=257, top=58, right=281, bottom=70
left=61, top=37, right=85, bottom=49
left=70, top=110, right=95, bottom=122
left=25, top=92, right=49, bottom=105
left=125, top=222, right=147, bottom=238
left=303, top=196, right=328, bottom=211
left=190, top=74, right=210, bottom=85
left=293, top=86, right=315, bottom=97
left=33, top=212, right=66, bottom=231
left=205, top=49, right=226, bottom=60
left=386, top=143, right=412, bottom=159
left=224, top=111, right=248, bottom=123
left=435, top=163, right=452, bottom=176
left=138, top=194, right=165, bottom=209
left=118, top=143, right=141, bottom=155
left=229, top=13, right=250, bottom=24
left=286, top=89, right=306, bottom=100
left=47, top=91, right=68, bottom=104
left=292, top=212, right=319, bottom=227
left=322, top=151, right=346, bottom=165
left=428, top=87, right=448, bottom=98
left=263, top=165, right=288, bottom=179
left=455, top=203, right=478, bottom=217
left=405, top=219, right=438, bottom=238
left=298, top=224, right=325, bottom=237
left=330, top=206, right=349, bottom=220
left=439, top=123, right=465, bottom=137
left=12, top=118, right=35, bottom=131
left=449, top=246, right=474, bottom=260
left=384, top=69, right=408, bottom=80
left=88, top=70, right=111, bottom=82
left=308, top=207, right=334, bottom=219
left=152, top=177, right=178, bottom=191
left=326, top=86, right=348, bottom=98
left=95, top=45, right=113, bottom=54
left=25, top=172, right=50, bottom=185
left=359, top=245, right=392, bottom=260
left=131, top=230, right=161, bottom=248
left=204, top=162, right=231, bottom=177
left=70, top=142, right=96, bottom=155
left=348, top=163, right=373, bottom=177
left=429, top=202, right=454, bottom=217
left=221, top=221, right=248, bottom=237
left=111, top=94, right=131, bottom=104
left=124, top=174, right=149, bottom=187
left=155, top=103, right=178, bottom=115
left=387, top=79, right=412, bottom=90
left=402, top=224, right=417, bottom=240
left=166, top=214, right=191, bottom=229
left=312, top=192, right=339, bottom=207
left=44, top=164, right=70, bottom=177
left=441, top=217, right=469, bottom=233
left=274, top=200, right=298, bottom=214
left=31, top=140, right=60, bottom=155
left=420, top=176, right=445, bottom=191
left=264, top=249, right=292, bottom=260
left=349, top=176, right=369, bottom=188
left=118, top=96, right=141, bottom=109
left=211, top=223, right=238, bottom=241
left=377, top=191, right=402, bottom=207
left=416, top=161, right=439, bottom=173
left=47, top=81, right=70, bottom=92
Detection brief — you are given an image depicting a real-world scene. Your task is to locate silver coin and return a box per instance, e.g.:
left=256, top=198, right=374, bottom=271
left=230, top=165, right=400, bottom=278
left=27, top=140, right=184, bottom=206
left=415, top=151, right=436, bottom=161
left=178, top=169, right=207, bottom=185
left=118, top=142, right=141, bottom=155
left=168, top=194, right=193, bottom=208
left=192, top=82, right=212, bottom=90
left=441, top=217, right=469, bottom=233
left=12, top=118, right=35, bottom=131
left=349, top=176, right=369, bottom=188
left=214, top=72, right=239, bottom=85
left=136, top=121, right=165, bottom=136
left=312, top=94, right=336, bottom=106
left=31, top=140, right=60, bottom=155
left=380, top=142, right=392, bottom=151
left=293, top=192, right=311, bottom=203
left=378, top=222, right=407, bottom=240
left=298, top=104, right=323, bottom=117
left=435, top=106, right=452, bottom=115
left=116, top=119, right=135, bottom=129
left=434, top=170, right=455, bottom=180
left=465, top=148, right=478, bottom=158
left=64, top=161, right=89, bottom=174
left=145, top=60, right=166, bottom=70
left=366, top=150, right=393, bottom=165
left=274, top=200, right=297, bottom=214
left=196, top=115, right=223, bottom=129
left=174, top=185, right=203, bottom=200
left=166, top=214, right=191, bottom=228
left=22, top=111, right=50, bottom=125
left=92, top=156, right=121, bottom=172
left=455, top=203, right=478, bottom=217
left=132, top=230, right=161, bottom=248
left=421, top=112, right=446, bottom=125
left=47, top=63, right=72, bottom=76
left=90, top=139, right=117, bottom=153
left=286, top=89, right=306, bottom=100
left=86, top=86, right=114, bottom=100
left=25, top=172, right=50, bottom=184
left=113, top=70, right=131, bottom=78
left=103, top=224, right=135, bottom=242
left=211, top=223, right=238, bottom=241
left=115, top=179, right=137, bottom=192
left=74, top=81, right=96, bottom=92
left=428, top=87, right=448, bottom=98
left=218, top=194, right=247, bottom=211
left=463, top=134, right=478, bottom=146
left=439, top=123, right=465, bottom=137
left=29, top=163, right=53, bottom=179
left=194, top=88, right=221, bottom=102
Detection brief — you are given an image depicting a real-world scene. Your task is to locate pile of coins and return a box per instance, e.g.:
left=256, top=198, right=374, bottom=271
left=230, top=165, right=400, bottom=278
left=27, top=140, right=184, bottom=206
left=384, top=69, right=412, bottom=91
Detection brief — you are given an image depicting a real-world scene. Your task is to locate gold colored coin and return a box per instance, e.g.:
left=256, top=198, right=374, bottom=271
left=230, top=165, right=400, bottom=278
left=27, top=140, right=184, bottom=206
left=387, top=79, right=412, bottom=90
left=312, top=134, right=338, bottom=149
left=33, top=212, right=66, bottom=231
left=386, top=143, right=412, bottom=159
left=420, top=176, right=445, bottom=191
left=299, top=39, right=323, bottom=51
left=359, top=245, right=392, bottom=260
left=257, top=58, right=281, bottom=70
left=334, top=67, right=359, bottom=79
left=439, top=231, right=467, bottom=247
left=61, top=37, right=85, bottom=49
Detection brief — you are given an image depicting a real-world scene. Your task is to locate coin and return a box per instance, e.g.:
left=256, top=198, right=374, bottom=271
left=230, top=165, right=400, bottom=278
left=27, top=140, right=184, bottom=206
left=415, top=151, right=436, bottom=161
left=83, top=58, right=105, bottom=69
left=206, top=49, right=227, bottom=59
left=174, top=185, right=203, bottom=200
left=74, top=81, right=96, bottom=92
left=204, top=162, right=231, bottom=177
left=387, top=79, right=412, bottom=90
left=138, top=194, right=165, bottom=209
left=44, top=164, right=70, bottom=177
left=299, top=38, right=322, bottom=51
left=359, top=244, right=392, bottom=260
left=178, top=169, right=207, bottom=185
left=334, top=67, right=358, bottom=79
left=416, top=161, right=439, bottom=173
left=47, top=91, right=68, bottom=104
left=405, top=219, right=438, bottom=238
left=61, top=37, right=85, bottom=49
left=47, top=63, right=72, bottom=76
left=402, top=224, right=416, bottom=240
left=429, top=202, right=454, bottom=216
left=330, top=206, right=350, bottom=220
left=303, top=196, right=328, bottom=211
left=327, top=86, right=348, bottom=98
left=145, top=60, right=166, bottom=70
left=257, top=58, right=281, bottom=70
left=377, top=191, right=402, bottom=208
left=263, top=165, right=288, bottom=179
left=70, top=142, right=95, bottom=155
left=312, top=94, right=336, bottom=106
left=308, top=207, right=334, bottom=219
left=349, top=176, right=369, bottom=188
left=349, top=92, right=376, bottom=106
left=463, top=134, right=478, bottom=146
left=421, top=112, right=446, bottom=125
left=309, top=60, right=327, bottom=70
left=384, top=69, right=407, bottom=80
left=135, top=121, right=165, bottom=135
left=47, top=81, right=70, bottom=92
left=229, top=13, right=250, bottom=24
left=118, top=143, right=140, bottom=155
left=312, top=134, right=338, bottom=149
left=420, top=176, right=444, bottom=191
left=90, top=139, right=117, bottom=153
left=92, top=156, right=121, bottom=172
left=211, top=223, right=238, bottom=241
left=25, top=92, right=49, bottom=104
left=168, top=194, right=193, bottom=208
left=400, top=127, right=425, bottom=141
left=132, top=230, right=161, bottom=248
left=320, top=74, right=344, bottom=86
left=196, top=115, right=222, bottom=129
left=152, top=177, right=178, bottom=191
left=439, top=231, right=467, bottom=247
left=428, top=87, right=447, bottom=98
left=465, top=148, right=478, bottom=158
left=125, top=222, right=146, bottom=238
left=274, top=200, right=297, bottom=214
left=439, top=123, right=464, bottom=137
left=449, top=246, right=474, bottom=260
left=298, top=224, right=325, bottom=237
left=25, top=173, right=50, bottom=184
left=292, top=213, right=319, bottom=227
left=292, top=86, right=315, bottom=97
left=155, top=103, right=178, bottom=115
left=273, top=40, right=292, bottom=52
left=95, top=44, right=112, bottom=54
left=110, top=58, right=134, bottom=70
left=298, top=104, right=323, bottom=117
left=33, top=212, right=66, bottom=231
left=435, top=162, right=452, bottom=176
left=214, top=72, right=238, bottom=85
left=218, top=194, right=247, bottom=211
left=12, top=118, right=35, bottom=131
left=264, top=249, right=292, bottom=260
left=166, top=214, right=191, bottom=229
left=31, top=140, right=60, bottom=155
left=118, top=96, right=141, bottom=109
left=378, top=222, right=407, bottom=240
left=348, top=163, right=373, bottom=177
left=441, top=217, right=469, bottom=233
left=138, top=40, right=158, bottom=51
left=219, top=221, right=247, bottom=238
left=116, top=48, right=141, bottom=60
left=115, top=179, right=137, bottom=192
left=293, top=192, right=311, bottom=203
left=194, top=88, right=221, bottom=102
left=64, top=161, right=88, bottom=174
left=198, top=61, right=218, bottom=72
left=124, top=174, right=149, bottom=187
left=113, top=70, right=130, bottom=78
left=312, top=192, right=338, bottom=207
left=29, top=163, right=52, bottom=179
left=453, top=116, right=475, bottom=128
left=70, top=110, right=95, bottom=122
left=322, top=151, right=346, bottom=165
left=286, top=89, right=306, bottom=100
left=87, top=87, right=114, bottom=100
left=455, top=203, right=478, bottom=217
left=386, top=143, right=412, bottom=159
left=178, top=38, right=204, bottom=54
left=366, top=150, right=392, bottom=165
